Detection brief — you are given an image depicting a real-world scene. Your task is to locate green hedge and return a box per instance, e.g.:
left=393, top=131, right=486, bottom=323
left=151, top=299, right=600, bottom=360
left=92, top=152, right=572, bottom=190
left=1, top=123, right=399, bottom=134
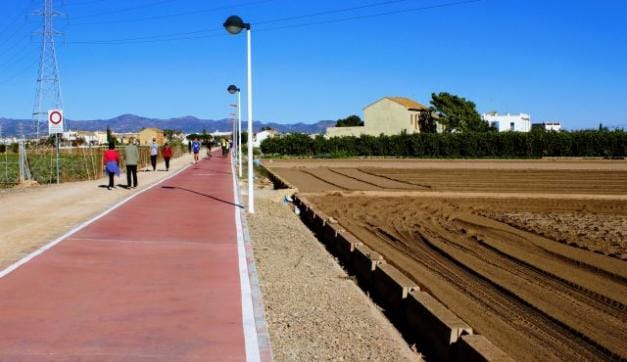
left=260, top=130, right=626, bottom=158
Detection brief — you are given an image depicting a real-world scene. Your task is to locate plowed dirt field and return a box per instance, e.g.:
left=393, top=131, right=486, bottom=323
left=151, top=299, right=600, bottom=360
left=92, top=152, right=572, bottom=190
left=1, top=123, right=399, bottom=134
left=265, top=159, right=627, bottom=361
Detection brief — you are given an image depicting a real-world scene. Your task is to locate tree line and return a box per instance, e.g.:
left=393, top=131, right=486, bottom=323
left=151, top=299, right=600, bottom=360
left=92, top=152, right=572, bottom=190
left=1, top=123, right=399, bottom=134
left=260, top=129, right=625, bottom=159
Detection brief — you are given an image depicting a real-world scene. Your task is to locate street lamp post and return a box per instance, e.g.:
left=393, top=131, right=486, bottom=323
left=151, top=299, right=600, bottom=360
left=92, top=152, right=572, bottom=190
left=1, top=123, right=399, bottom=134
left=224, top=15, right=254, bottom=213
left=227, top=84, right=242, bottom=178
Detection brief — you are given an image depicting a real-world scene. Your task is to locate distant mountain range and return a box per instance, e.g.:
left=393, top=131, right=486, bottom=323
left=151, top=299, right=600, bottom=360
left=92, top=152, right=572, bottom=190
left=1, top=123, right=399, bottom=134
left=0, top=114, right=336, bottom=138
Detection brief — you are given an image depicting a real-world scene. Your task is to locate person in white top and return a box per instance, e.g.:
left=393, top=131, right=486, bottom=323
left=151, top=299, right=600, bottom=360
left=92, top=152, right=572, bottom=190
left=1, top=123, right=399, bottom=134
left=150, top=138, right=159, bottom=171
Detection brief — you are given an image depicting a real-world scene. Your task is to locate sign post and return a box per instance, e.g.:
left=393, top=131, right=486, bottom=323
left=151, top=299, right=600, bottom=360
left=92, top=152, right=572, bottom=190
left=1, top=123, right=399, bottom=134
left=48, top=109, right=63, bottom=184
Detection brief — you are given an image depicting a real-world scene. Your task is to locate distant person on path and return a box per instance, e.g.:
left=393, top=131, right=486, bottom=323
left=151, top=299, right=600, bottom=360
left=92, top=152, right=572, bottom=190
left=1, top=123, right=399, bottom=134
left=162, top=142, right=173, bottom=171
left=125, top=138, right=139, bottom=188
left=221, top=138, right=228, bottom=156
left=103, top=141, right=120, bottom=190
left=150, top=138, right=159, bottom=171
left=192, top=138, right=201, bottom=163
left=188, top=140, right=192, bottom=153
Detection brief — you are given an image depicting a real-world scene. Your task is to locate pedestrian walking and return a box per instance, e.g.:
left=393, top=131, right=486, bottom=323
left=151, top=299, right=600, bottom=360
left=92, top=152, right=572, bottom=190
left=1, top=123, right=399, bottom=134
left=150, top=138, right=159, bottom=171
left=188, top=140, right=192, bottom=153
left=125, top=138, right=139, bottom=188
left=221, top=138, right=228, bottom=156
left=162, top=142, right=173, bottom=171
left=192, top=138, right=201, bottom=163
left=103, top=141, right=120, bottom=190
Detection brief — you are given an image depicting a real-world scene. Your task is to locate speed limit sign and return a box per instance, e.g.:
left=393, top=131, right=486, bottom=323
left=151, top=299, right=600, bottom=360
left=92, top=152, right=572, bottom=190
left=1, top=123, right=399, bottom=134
left=48, top=109, right=64, bottom=134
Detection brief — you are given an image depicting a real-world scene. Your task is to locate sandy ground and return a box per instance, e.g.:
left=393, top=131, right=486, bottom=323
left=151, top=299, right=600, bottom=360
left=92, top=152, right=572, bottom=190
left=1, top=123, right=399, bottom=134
left=245, top=186, right=419, bottom=362
left=266, top=159, right=627, bottom=361
left=266, top=165, right=627, bottom=195
left=265, top=158, right=627, bottom=171
left=0, top=153, right=194, bottom=269
left=309, top=195, right=626, bottom=361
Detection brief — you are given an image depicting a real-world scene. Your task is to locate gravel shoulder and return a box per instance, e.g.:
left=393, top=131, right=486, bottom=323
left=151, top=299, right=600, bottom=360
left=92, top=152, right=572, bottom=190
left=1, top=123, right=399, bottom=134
left=246, top=186, right=420, bottom=362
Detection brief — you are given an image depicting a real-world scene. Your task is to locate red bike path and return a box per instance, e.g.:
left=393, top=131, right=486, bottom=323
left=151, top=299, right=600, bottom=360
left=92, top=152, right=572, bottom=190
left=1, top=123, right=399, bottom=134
left=0, top=153, right=268, bottom=361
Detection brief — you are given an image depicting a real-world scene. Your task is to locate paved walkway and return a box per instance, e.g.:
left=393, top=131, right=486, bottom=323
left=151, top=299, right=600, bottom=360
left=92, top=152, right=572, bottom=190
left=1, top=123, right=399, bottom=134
left=0, top=152, right=264, bottom=361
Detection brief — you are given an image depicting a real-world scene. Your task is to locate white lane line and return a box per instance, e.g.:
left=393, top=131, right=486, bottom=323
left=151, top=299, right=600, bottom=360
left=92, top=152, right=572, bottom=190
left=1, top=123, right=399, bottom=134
left=0, top=163, right=192, bottom=279
left=231, top=159, right=261, bottom=362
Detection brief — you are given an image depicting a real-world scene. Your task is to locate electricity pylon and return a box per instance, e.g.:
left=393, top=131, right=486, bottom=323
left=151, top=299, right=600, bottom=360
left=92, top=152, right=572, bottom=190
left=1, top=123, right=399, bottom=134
left=32, top=0, right=63, bottom=139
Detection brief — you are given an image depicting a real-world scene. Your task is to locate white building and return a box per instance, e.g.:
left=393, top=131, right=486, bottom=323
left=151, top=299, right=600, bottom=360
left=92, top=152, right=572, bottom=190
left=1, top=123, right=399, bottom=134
left=62, top=130, right=78, bottom=141
left=536, top=122, right=562, bottom=131
left=253, top=130, right=277, bottom=148
left=482, top=112, right=531, bottom=132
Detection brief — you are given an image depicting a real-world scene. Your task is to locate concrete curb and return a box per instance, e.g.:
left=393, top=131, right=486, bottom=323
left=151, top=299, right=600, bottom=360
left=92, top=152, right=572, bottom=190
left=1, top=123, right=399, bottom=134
left=290, top=193, right=513, bottom=362
left=456, top=335, right=514, bottom=362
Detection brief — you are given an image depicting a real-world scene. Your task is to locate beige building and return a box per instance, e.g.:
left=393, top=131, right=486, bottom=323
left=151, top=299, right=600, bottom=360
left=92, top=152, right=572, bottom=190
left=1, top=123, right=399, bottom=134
left=139, top=128, right=165, bottom=146
left=326, top=97, right=437, bottom=137
left=76, top=131, right=99, bottom=145
left=116, top=132, right=140, bottom=144
left=94, top=131, right=109, bottom=145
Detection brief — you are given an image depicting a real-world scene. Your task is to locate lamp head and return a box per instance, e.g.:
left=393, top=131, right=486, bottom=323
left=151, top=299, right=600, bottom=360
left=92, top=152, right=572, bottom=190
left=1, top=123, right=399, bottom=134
left=227, top=84, right=240, bottom=94
left=223, top=15, right=249, bottom=35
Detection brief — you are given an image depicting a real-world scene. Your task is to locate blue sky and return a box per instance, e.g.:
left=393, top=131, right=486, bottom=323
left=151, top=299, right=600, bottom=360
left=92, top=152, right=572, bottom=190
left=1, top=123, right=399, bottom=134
left=0, top=0, right=625, bottom=130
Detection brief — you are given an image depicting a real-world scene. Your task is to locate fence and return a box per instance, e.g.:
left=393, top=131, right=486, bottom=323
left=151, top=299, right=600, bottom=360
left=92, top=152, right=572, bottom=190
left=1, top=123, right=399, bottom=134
left=0, top=143, right=187, bottom=187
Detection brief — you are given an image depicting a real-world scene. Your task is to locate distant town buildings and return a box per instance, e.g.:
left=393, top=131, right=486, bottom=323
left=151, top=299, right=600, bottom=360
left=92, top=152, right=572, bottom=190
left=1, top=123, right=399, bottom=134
left=482, top=112, right=531, bottom=132
left=253, top=129, right=277, bottom=147
left=139, top=128, right=164, bottom=146
left=533, top=122, right=562, bottom=131
left=116, top=132, right=140, bottom=144
left=76, top=131, right=99, bottom=145
left=326, top=97, right=439, bottom=137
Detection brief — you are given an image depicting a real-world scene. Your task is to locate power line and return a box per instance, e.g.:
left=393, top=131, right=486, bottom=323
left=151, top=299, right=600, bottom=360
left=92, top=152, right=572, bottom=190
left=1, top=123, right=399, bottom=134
left=66, top=0, right=275, bottom=26
left=64, top=27, right=222, bottom=45
left=0, top=59, right=38, bottom=86
left=254, top=0, right=416, bottom=26
left=60, top=0, right=107, bottom=6
left=256, top=0, right=482, bottom=32
left=0, top=0, right=35, bottom=38
left=63, top=0, right=482, bottom=46
left=0, top=15, right=33, bottom=50
left=69, top=0, right=179, bottom=20
left=66, top=32, right=224, bottom=45
left=0, top=41, right=36, bottom=69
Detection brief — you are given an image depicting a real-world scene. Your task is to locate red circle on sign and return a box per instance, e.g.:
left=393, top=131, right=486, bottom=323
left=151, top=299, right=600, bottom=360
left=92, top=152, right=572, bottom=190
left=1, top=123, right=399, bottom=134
left=50, top=111, right=62, bottom=125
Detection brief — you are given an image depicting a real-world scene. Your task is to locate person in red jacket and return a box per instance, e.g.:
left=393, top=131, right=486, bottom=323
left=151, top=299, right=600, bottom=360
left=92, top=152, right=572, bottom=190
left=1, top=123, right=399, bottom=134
left=162, top=142, right=173, bottom=171
left=103, top=141, right=120, bottom=190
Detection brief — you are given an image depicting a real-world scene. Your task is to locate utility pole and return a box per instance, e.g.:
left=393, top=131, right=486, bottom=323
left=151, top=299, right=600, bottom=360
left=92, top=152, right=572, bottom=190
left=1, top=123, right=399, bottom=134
left=32, top=0, right=64, bottom=184
left=32, top=0, right=64, bottom=140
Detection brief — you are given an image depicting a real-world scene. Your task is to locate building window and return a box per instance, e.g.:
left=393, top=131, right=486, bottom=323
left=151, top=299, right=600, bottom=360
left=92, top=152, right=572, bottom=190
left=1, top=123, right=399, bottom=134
left=510, top=122, right=515, bottom=131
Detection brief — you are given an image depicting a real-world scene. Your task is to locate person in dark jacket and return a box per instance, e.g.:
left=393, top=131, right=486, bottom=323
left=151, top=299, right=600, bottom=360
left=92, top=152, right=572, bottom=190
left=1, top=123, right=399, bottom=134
left=162, top=142, right=173, bottom=171
left=103, top=142, right=120, bottom=190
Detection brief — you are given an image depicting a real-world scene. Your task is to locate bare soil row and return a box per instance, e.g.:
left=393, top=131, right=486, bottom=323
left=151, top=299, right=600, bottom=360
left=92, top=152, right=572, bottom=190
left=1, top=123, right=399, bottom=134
left=266, top=159, right=627, bottom=361
left=267, top=165, right=627, bottom=195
